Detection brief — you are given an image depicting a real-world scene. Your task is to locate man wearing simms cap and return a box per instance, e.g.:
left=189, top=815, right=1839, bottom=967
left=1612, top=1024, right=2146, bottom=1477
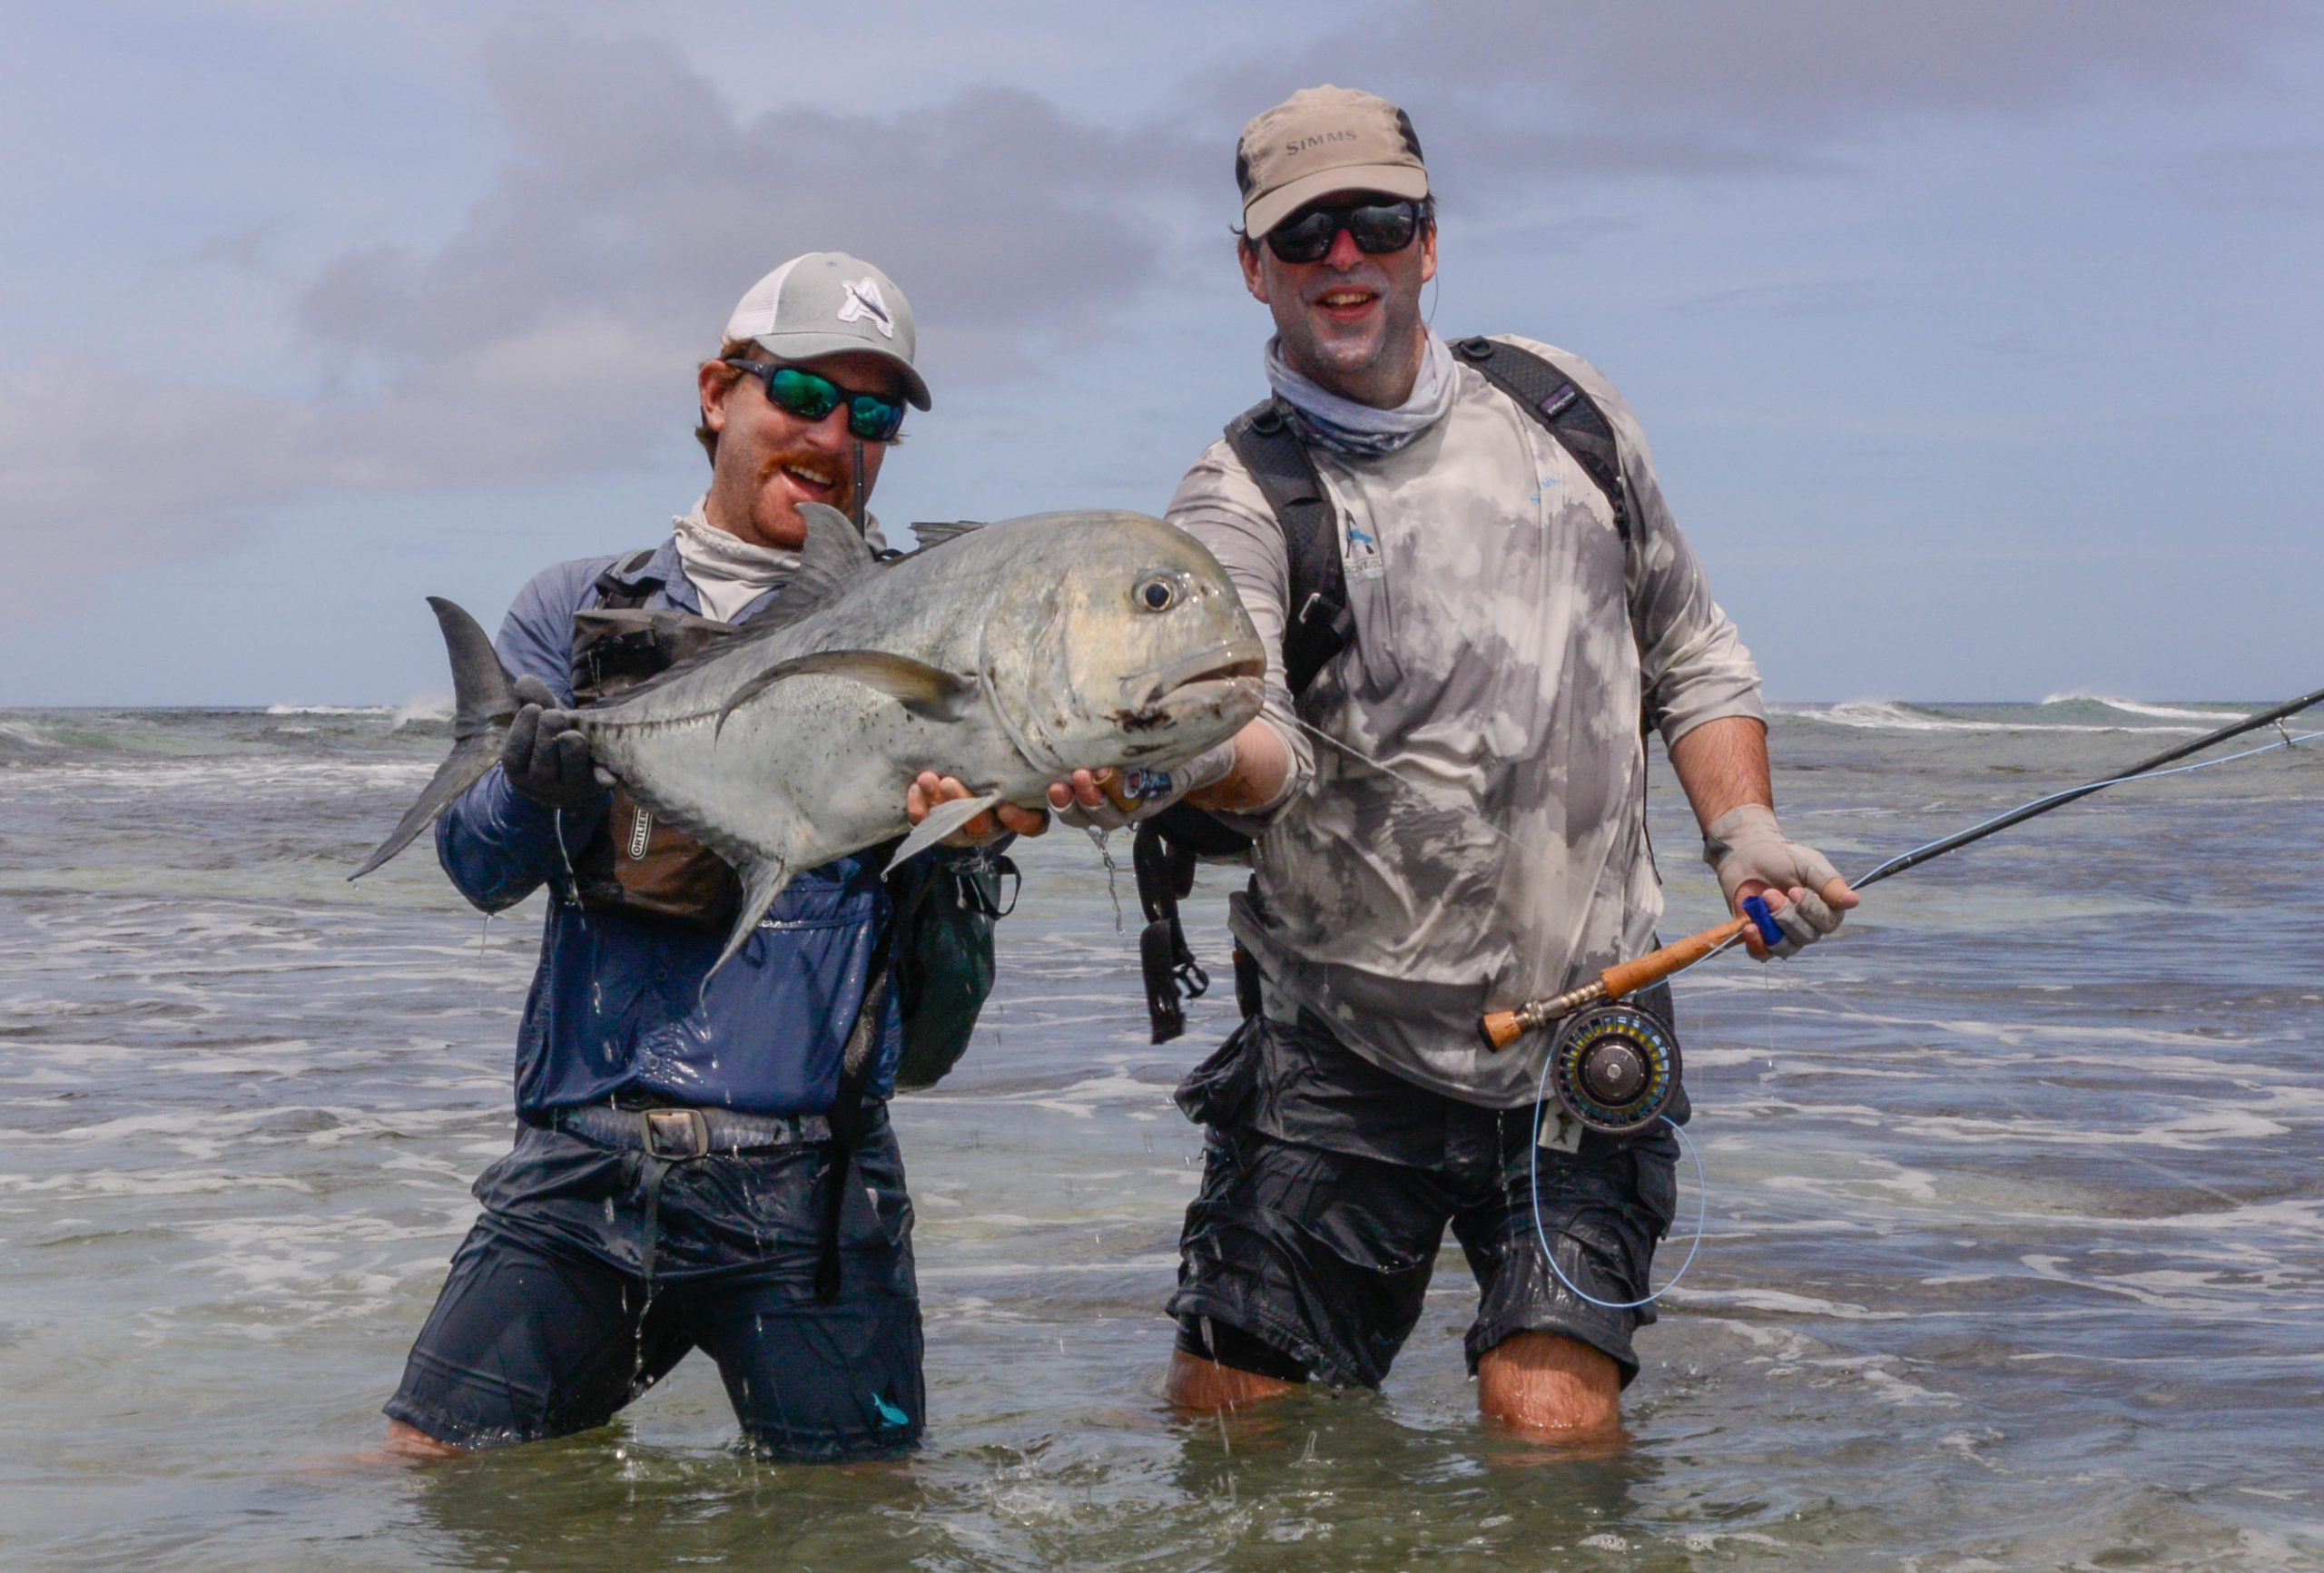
left=379, top=251, right=1049, bottom=1461
left=1073, top=87, right=1856, bottom=1434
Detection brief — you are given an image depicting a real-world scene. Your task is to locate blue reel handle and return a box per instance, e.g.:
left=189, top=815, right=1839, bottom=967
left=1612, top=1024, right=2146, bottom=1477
left=1741, top=894, right=1784, bottom=948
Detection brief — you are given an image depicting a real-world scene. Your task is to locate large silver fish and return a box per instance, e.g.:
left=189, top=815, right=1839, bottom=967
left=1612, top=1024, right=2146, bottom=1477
left=354, top=504, right=1265, bottom=968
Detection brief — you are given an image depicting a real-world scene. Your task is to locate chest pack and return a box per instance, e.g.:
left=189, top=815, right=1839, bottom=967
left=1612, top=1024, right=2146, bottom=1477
left=567, top=552, right=746, bottom=928
left=1132, top=336, right=1638, bottom=1043
left=565, top=546, right=1011, bottom=1090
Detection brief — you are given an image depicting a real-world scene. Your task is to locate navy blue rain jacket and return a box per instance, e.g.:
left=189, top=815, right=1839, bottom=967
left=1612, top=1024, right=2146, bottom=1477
left=436, top=537, right=904, bottom=1117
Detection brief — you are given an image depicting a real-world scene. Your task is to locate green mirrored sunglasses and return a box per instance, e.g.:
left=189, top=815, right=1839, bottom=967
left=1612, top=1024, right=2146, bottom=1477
left=724, top=359, right=906, bottom=442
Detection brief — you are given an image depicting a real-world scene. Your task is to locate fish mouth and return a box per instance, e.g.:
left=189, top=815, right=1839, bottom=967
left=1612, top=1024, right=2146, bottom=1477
left=1118, top=640, right=1267, bottom=714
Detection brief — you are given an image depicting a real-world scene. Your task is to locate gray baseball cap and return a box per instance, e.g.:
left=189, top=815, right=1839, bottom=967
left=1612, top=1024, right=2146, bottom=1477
left=721, top=251, right=931, bottom=409
left=1236, top=85, right=1429, bottom=239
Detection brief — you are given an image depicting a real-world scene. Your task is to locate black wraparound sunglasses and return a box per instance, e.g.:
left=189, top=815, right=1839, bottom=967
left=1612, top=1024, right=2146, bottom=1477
left=723, top=359, right=907, bottom=442
left=1262, top=197, right=1430, bottom=264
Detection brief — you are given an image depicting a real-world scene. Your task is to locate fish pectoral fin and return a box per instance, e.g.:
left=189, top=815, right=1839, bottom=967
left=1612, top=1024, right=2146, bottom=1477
left=715, top=650, right=979, bottom=736
left=707, top=856, right=793, bottom=982
left=885, top=792, right=1003, bottom=871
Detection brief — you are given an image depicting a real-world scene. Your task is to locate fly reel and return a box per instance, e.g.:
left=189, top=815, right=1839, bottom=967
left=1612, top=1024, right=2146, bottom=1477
left=1545, top=1003, right=1683, bottom=1136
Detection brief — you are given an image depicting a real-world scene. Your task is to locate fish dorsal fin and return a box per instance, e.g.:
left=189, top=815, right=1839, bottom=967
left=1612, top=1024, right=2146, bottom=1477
left=779, top=502, right=878, bottom=617
left=716, top=649, right=980, bottom=735
left=908, top=520, right=982, bottom=550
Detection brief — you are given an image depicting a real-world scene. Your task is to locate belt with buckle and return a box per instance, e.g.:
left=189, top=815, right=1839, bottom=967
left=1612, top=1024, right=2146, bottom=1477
left=545, top=1103, right=832, bottom=1158
left=537, top=1102, right=846, bottom=1283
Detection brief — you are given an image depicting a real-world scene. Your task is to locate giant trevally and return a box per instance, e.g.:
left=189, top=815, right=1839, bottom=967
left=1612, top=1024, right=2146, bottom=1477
left=353, top=504, right=1265, bottom=969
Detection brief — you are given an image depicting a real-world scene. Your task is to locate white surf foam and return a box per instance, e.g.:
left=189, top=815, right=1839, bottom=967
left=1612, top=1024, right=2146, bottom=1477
left=0, top=719, right=57, bottom=750
left=2040, top=692, right=2250, bottom=723
left=1777, top=700, right=2201, bottom=736
left=392, top=694, right=454, bottom=729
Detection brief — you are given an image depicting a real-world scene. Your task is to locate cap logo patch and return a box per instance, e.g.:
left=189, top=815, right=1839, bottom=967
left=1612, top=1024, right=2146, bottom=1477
left=837, top=277, right=895, bottom=339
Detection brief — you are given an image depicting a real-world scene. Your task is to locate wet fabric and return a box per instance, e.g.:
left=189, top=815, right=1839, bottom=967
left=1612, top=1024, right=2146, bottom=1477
left=387, top=1118, right=921, bottom=1459
left=1167, top=335, right=1764, bottom=1106
left=431, top=534, right=907, bottom=1118
left=1167, top=1010, right=1680, bottom=1389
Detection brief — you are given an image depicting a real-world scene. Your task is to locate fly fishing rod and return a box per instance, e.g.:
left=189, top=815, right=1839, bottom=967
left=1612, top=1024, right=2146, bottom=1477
left=1481, top=684, right=2324, bottom=1136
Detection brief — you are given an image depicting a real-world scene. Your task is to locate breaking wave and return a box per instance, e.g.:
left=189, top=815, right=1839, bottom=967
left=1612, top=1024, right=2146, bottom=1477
left=390, top=695, right=453, bottom=732
left=1777, top=701, right=2205, bottom=736
left=2038, top=692, right=2250, bottom=723
left=0, top=718, right=58, bottom=753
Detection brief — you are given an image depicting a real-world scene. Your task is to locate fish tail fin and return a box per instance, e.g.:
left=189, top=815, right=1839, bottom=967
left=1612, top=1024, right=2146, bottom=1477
left=350, top=597, right=519, bottom=880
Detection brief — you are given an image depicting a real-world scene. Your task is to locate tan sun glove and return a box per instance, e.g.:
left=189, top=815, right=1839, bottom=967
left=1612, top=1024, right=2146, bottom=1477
left=1702, top=804, right=1849, bottom=959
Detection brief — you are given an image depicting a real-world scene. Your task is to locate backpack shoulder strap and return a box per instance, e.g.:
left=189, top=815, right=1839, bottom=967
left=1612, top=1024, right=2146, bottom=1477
left=1457, top=336, right=1669, bottom=738
left=1224, top=398, right=1349, bottom=699
left=1449, top=337, right=1631, bottom=544
left=588, top=546, right=665, bottom=611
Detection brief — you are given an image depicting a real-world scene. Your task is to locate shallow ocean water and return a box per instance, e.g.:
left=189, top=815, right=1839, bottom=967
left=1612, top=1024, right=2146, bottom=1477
left=0, top=696, right=2318, bottom=1570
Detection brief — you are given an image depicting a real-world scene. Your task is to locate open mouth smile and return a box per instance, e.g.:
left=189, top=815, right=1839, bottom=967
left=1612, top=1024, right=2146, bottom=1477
left=778, top=460, right=840, bottom=498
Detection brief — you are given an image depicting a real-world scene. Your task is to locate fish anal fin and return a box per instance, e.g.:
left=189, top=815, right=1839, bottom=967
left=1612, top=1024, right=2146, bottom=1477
left=707, top=857, right=793, bottom=982
left=885, top=792, right=1001, bottom=872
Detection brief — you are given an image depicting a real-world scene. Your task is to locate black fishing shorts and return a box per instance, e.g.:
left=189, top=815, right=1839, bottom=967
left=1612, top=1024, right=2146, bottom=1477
left=1167, top=1010, right=1682, bottom=1390
left=386, top=1122, right=922, bottom=1460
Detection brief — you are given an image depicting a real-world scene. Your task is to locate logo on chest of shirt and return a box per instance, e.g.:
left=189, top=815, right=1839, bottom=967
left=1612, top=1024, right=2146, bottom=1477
left=1342, top=521, right=1385, bottom=582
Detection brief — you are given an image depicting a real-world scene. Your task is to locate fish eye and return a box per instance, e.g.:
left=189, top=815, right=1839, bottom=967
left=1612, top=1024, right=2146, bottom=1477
left=1135, top=574, right=1185, bottom=613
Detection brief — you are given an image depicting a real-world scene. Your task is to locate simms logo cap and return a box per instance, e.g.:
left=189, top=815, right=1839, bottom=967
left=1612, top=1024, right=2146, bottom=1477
left=722, top=251, right=931, bottom=410
left=1236, top=84, right=1429, bottom=240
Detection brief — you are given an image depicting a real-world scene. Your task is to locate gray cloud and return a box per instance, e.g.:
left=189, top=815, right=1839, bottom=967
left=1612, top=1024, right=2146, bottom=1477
left=1412, top=1, right=2300, bottom=125
left=1200, top=0, right=2308, bottom=189
left=7, top=19, right=1207, bottom=599
left=11, top=3, right=2309, bottom=606
left=298, top=21, right=1207, bottom=449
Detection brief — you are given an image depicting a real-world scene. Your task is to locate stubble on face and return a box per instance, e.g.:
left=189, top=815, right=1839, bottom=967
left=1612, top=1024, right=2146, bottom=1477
left=701, top=352, right=897, bottom=550
left=1249, top=212, right=1435, bottom=410
left=745, top=447, right=856, bottom=544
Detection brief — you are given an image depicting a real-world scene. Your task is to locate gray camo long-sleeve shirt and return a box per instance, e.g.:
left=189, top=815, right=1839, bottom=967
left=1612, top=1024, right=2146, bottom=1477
left=1167, top=335, right=1765, bottom=1107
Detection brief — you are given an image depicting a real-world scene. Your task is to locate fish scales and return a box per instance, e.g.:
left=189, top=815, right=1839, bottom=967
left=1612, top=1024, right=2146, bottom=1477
left=357, top=504, right=1265, bottom=971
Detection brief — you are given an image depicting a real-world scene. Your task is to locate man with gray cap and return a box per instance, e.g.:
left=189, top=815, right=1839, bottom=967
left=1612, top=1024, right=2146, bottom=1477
left=1083, top=88, right=1856, bottom=1435
left=381, top=252, right=1043, bottom=1461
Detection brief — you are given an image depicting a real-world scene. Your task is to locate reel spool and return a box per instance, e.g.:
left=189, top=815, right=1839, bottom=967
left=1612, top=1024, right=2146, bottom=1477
left=1545, top=1003, right=1683, bottom=1136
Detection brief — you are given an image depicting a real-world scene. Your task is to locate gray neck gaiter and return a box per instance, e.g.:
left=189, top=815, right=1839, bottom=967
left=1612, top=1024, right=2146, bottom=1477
left=1264, top=329, right=1458, bottom=458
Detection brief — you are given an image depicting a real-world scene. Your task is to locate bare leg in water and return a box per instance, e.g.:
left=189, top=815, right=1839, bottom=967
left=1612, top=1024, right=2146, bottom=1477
left=1165, top=1330, right=1620, bottom=1436
left=380, top=1420, right=466, bottom=1460
left=1476, top=1331, right=1621, bottom=1434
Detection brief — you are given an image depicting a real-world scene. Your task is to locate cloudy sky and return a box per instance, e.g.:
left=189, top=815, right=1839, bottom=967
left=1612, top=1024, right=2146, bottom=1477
left=5, top=1, right=2319, bottom=705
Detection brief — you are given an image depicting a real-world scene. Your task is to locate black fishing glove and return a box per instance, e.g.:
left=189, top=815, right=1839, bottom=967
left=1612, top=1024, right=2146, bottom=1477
left=501, top=675, right=602, bottom=811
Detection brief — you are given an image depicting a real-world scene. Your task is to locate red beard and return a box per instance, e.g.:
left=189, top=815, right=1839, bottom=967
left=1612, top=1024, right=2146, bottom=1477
left=755, top=447, right=857, bottom=520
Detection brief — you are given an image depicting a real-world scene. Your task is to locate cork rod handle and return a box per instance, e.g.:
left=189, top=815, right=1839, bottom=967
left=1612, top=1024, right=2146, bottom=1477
left=1599, top=915, right=1753, bottom=1000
